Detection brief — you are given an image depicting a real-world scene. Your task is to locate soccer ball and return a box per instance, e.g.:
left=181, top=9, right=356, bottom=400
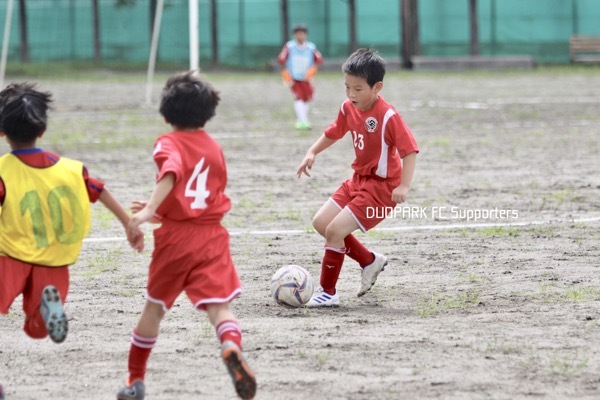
left=270, top=265, right=315, bottom=308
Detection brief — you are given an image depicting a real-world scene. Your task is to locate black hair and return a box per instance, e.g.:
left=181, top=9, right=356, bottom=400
left=159, top=71, right=220, bottom=129
left=342, top=48, right=386, bottom=87
left=293, top=23, right=308, bottom=33
left=0, top=82, right=52, bottom=143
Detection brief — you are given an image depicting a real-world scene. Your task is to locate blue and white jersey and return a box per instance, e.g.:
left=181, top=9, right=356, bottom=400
left=282, top=41, right=319, bottom=80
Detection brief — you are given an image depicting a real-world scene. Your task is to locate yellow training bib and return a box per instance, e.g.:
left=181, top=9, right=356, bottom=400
left=0, top=154, right=91, bottom=266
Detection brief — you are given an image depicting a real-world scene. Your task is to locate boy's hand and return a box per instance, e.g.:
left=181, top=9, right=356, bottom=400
left=126, top=225, right=145, bottom=253
left=281, top=69, right=293, bottom=87
left=296, top=153, right=315, bottom=178
left=131, top=200, right=147, bottom=213
left=131, top=200, right=160, bottom=223
left=306, top=66, right=318, bottom=82
left=391, top=184, right=410, bottom=204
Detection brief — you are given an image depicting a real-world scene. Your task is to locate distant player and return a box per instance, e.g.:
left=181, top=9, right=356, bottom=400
left=0, top=83, right=143, bottom=342
left=277, top=23, right=323, bottom=130
left=116, top=72, right=257, bottom=400
left=296, top=48, right=419, bottom=306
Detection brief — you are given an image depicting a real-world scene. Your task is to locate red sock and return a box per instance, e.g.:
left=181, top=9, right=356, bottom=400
left=127, top=329, right=157, bottom=384
left=344, top=234, right=374, bottom=268
left=320, top=246, right=346, bottom=295
left=216, top=320, right=242, bottom=349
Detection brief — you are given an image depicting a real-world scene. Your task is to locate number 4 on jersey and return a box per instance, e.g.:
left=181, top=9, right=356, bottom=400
left=185, top=158, right=210, bottom=209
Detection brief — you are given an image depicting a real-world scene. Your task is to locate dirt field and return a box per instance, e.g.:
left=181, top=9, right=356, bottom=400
left=1, top=66, right=599, bottom=400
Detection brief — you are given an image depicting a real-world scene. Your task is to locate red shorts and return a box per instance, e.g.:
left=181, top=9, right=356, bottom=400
left=330, top=174, right=400, bottom=232
left=0, top=256, right=69, bottom=339
left=147, top=222, right=241, bottom=311
left=291, top=80, right=314, bottom=102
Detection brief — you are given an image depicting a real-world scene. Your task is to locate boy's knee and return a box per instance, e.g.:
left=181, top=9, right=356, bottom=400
left=312, top=217, right=326, bottom=236
left=324, top=223, right=344, bottom=243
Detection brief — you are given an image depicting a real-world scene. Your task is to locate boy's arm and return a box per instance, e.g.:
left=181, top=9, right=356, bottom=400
left=391, top=152, right=417, bottom=204
left=129, top=173, right=175, bottom=233
left=99, top=188, right=144, bottom=252
left=296, top=134, right=337, bottom=178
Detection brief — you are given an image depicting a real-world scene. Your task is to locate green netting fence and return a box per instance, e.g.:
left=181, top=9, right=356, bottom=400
left=1, top=0, right=599, bottom=68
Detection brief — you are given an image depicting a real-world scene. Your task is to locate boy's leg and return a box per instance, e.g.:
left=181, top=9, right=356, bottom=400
left=206, top=303, right=256, bottom=400
left=293, top=99, right=304, bottom=125
left=22, top=266, right=69, bottom=341
left=344, top=179, right=395, bottom=297
left=312, top=200, right=342, bottom=237
left=0, top=256, right=30, bottom=316
left=308, top=209, right=359, bottom=307
left=344, top=234, right=375, bottom=267
left=117, top=301, right=164, bottom=400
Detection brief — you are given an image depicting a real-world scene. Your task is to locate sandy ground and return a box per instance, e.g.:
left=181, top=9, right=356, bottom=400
left=1, top=66, right=599, bottom=399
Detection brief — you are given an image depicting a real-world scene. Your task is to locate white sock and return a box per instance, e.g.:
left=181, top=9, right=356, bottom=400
left=294, top=100, right=303, bottom=122
left=301, top=101, right=310, bottom=123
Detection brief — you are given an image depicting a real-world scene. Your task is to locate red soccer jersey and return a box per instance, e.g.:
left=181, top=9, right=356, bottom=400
left=153, top=130, right=231, bottom=224
left=324, top=96, right=419, bottom=180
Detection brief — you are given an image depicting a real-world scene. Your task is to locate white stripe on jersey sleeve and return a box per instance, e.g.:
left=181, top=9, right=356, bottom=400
left=375, top=108, right=396, bottom=178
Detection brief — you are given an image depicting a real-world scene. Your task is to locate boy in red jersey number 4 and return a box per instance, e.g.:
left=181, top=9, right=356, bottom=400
left=116, top=72, right=256, bottom=400
left=297, top=48, right=419, bottom=307
left=0, top=83, right=143, bottom=394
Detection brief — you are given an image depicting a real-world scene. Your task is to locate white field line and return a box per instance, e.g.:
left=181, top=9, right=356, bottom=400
left=410, top=96, right=600, bottom=110
left=83, top=216, right=600, bottom=243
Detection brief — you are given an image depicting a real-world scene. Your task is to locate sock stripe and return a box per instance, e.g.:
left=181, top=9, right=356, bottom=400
left=131, top=330, right=157, bottom=349
left=324, top=245, right=346, bottom=254
left=217, top=320, right=241, bottom=336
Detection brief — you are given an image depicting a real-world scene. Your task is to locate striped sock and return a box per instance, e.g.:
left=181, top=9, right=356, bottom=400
left=216, top=320, right=242, bottom=349
left=127, top=329, right=157, bottom=384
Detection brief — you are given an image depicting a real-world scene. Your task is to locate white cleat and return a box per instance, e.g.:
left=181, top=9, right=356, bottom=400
left=357, top=252, right=388, bottom=297
left=306, top=286, right=340, bottom=307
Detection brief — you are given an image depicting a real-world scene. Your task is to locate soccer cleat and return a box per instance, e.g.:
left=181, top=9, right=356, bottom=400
left=357, top=252, right=388, bottom=297
left=295, top=121, right=312, bottom=130
left=116, top=380, right=145, bottom=400
left=40, top=285, right=68, bottom=343
left=221, top=341, right=257, bottom=400
left=306, top=286, right=340, bottom=307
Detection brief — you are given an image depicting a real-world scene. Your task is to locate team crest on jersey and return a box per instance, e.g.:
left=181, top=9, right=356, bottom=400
left=365, top=117, right=378, bottom=133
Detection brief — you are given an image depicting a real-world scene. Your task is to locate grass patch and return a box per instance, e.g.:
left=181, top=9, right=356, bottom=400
left=478, top=226, right=521, bottom=237
left=532, top=283, right=600, bottom=303
left=549, top=354, right=589, bottom=375
left=416, top=289, right=481, bottom=317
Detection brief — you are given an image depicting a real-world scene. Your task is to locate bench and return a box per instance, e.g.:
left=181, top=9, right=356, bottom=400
left=570, top=36, right=600, bottom=64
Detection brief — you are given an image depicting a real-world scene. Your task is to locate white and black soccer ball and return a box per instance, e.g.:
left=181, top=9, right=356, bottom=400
left=270, top=265, right=315, bottom=308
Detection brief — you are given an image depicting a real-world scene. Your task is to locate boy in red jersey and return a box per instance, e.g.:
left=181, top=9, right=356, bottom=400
left=297, top=48, right=419, bottom=307
left=116, top=72, right=256, bottom=400
left=0, top=83, right=143, bottom=349
left=277, top=23, right=323, bottom=130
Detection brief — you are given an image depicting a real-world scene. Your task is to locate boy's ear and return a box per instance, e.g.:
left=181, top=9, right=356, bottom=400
left=38, top=130, right=45, bottom=138
left=374, top=81, right=383, bottom=93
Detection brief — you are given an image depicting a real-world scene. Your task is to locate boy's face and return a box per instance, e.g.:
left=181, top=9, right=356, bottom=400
left=344, top=73, right=383, bottom=111
left=294, top=30, right=307, bottom=44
